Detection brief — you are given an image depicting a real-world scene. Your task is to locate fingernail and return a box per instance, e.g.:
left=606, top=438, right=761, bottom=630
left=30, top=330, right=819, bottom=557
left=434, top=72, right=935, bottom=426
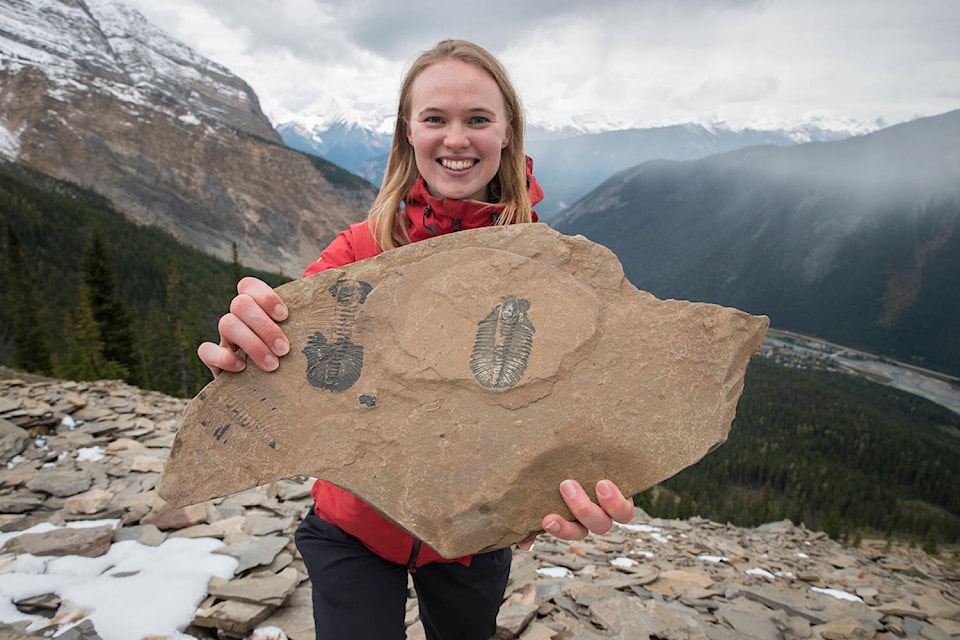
left=545, top=520, right=560, bottom=533
left=264, top=355, right=279, bottom=371
left=274, top=339, right=289, bottom=356
left=274, top=304, right=288, bottom=320
left=597, top=481, right=612, bottom=499
left=560, top=480, right=577, bottom=499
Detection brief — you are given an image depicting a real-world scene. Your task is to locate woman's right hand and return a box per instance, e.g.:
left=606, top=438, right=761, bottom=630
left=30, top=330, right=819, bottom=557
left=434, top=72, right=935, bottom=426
left=197, top=277, right=291, bottom=377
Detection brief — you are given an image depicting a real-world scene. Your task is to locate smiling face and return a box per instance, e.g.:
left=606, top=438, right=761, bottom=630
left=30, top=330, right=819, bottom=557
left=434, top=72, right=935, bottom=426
left=406, top=59, right=510, bottom=202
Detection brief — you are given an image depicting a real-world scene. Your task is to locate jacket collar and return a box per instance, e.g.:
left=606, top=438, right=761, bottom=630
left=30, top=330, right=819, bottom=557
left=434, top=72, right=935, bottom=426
left=402, top=156, right=543, bottom=242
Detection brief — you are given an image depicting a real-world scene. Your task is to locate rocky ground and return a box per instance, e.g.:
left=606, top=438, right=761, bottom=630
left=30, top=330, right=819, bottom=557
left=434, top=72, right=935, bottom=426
left=0, top=370, right=958, bottom=639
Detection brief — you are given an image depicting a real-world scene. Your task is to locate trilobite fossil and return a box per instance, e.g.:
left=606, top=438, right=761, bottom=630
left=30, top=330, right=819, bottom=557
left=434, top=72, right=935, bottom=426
left=303, top=279, right=372, bottom=392
left=198, top=392, right=289, bottom=464
left=470, top=296, right=535, bottom=390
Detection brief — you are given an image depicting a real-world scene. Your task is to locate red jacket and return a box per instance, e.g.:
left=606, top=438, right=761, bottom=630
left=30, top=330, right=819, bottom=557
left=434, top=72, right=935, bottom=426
left=301, top=160, right=543, bottom=568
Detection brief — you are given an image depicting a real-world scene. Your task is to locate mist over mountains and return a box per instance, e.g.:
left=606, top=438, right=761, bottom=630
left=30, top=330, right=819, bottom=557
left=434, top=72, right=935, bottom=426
left=553, top=109, right=960, bottom=375
left=525, top=123, right=854, bottom=218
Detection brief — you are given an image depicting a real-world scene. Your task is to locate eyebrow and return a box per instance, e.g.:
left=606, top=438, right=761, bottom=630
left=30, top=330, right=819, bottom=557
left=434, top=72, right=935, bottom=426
left=416, top=106, right=499, bottom=118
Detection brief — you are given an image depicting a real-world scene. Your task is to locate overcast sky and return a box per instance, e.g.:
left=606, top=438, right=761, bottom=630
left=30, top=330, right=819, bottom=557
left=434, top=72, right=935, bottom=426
left=123, top=0, right=960, bottom=132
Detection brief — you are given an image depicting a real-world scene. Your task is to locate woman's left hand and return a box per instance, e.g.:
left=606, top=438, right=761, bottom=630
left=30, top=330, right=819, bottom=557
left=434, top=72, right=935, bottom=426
left=517, top=479, right=635, bottom=550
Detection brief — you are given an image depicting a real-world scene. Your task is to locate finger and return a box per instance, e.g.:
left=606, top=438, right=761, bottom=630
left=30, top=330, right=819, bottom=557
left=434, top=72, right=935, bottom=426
left=197, top=340, right=243, bottom=376
left=542, top=514, right=588, bottom=541
left=558, top=479, right=615, bottom=535
left=229, top=294, right=290, bottom=359
left=217, top=312, right=280, bottom=372
left=237, top=277, right=288, bottom=322
left=596, top=480, right=636, bottom=524
left=197, top=342, right=223, bottom=377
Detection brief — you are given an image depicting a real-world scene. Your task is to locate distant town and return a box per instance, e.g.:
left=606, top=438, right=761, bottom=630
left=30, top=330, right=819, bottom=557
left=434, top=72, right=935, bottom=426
left=759, top=329, right=960, bottom=416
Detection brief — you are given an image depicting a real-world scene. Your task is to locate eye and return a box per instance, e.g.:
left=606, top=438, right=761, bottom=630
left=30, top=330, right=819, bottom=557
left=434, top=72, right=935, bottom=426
left=468, top=116, right=491, bottom=125
left=423, top=115, right=444, bottom=124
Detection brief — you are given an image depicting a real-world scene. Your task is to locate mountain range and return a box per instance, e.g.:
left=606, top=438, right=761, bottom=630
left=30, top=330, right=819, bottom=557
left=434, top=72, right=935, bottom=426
left=277, top=119, right=391, bottom=188
left=277, top=119, right=857, bottom=219
left=0, top=0, right=375, bottom=278
left=553, top=109, right=960, bottom=375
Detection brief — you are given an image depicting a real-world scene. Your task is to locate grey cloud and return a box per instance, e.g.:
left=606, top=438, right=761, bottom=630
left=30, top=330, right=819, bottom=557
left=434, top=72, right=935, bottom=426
left=124, top=0, right=960, bottom=129
left=178, top=0, right=354, bottom=62
left=319, top=0, right=589, bottom=58
left=151, top=0, right=792, bottom=65
left=688, top=75, right=781, bottom=104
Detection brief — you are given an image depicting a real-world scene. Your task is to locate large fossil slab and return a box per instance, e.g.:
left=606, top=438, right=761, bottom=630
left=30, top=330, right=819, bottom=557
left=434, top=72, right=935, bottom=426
left=159, top=224, right=769, bottom=558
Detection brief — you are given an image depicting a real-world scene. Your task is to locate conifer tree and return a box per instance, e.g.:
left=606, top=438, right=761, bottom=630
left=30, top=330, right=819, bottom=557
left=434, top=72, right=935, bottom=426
left=165, top=258, right=190, bottom=397
left=58, top=286, right=127, bottom=382
left=4, top=226, right=53, bottom=375
left=81, top=230, right=139, bottom=383
left=231, top=241, right=242, bottom=287
left=824, top=508, right=842, bottom=540
left=62, top=287, right=106, bottom=380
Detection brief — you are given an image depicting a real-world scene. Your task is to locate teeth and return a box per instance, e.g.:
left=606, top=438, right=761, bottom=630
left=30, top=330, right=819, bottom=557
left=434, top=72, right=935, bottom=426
left=441, top=159, right=475, bottom=171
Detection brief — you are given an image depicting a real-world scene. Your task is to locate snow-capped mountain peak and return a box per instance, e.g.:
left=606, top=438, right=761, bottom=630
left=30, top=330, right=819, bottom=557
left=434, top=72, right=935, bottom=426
left=0, top=0, right=274, bottom=143
left=0, top=0, right=375, bottom=277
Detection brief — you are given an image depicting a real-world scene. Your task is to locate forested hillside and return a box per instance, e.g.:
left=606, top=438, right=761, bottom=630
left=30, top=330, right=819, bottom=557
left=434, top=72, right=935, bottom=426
left=0, top=161, right=287, bottom=398
left=645, top=357, right=960, bottom=546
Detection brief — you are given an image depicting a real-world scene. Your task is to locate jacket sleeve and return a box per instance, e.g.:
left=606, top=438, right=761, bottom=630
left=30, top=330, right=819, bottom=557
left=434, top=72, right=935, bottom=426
left=302, top=221, right=383, bottom=278
left=302, top=225, right=359, bottom=277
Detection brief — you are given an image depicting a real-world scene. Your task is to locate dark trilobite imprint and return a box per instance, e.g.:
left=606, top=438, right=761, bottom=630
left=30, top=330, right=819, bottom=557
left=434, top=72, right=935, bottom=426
left=303, top=279, right=373, bottom=392
left=470, top=296, right=536, bottom=390
left=198, top=392, right=289, bottom=464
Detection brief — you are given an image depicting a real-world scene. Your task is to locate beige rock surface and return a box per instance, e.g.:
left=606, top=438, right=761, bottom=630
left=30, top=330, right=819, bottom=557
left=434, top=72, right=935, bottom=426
left=160, top=224, right=769, bottom=558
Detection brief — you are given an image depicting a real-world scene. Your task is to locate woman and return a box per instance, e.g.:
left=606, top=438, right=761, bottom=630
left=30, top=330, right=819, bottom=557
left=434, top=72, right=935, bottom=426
left=199, top=39, right=634, bottom=640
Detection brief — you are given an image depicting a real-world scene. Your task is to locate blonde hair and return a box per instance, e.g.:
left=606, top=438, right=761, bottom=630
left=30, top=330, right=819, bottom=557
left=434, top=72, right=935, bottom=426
left=368, top=39, right=532, bottom=251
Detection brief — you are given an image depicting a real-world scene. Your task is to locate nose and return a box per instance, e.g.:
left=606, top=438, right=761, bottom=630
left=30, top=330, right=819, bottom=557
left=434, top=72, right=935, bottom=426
left=443, top=123, right=469, bottom=150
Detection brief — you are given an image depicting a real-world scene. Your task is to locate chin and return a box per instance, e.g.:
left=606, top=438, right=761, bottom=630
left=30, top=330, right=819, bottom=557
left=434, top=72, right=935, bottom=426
left=434, top=183, right=483, bottom=201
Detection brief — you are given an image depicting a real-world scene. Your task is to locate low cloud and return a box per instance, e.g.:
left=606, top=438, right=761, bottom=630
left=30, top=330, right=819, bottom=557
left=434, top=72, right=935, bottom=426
left=122, top=0, right=960, bottom=129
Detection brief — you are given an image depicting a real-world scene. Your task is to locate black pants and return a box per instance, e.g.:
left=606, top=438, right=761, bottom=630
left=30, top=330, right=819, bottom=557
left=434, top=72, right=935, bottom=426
left=295, top=507, right=512, bottom=640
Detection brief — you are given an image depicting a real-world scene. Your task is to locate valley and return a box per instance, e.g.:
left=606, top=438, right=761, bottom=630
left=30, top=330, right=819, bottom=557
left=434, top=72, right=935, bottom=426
left=761, top=329, right=960, bottom=416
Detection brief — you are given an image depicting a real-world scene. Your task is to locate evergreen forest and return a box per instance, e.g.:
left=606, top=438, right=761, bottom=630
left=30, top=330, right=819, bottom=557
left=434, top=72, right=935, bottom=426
left=2, top=160, right=958, bottom=547
left=642, top=357, right=960, bottom=548
left=0, top=161, right=287, bottom=398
